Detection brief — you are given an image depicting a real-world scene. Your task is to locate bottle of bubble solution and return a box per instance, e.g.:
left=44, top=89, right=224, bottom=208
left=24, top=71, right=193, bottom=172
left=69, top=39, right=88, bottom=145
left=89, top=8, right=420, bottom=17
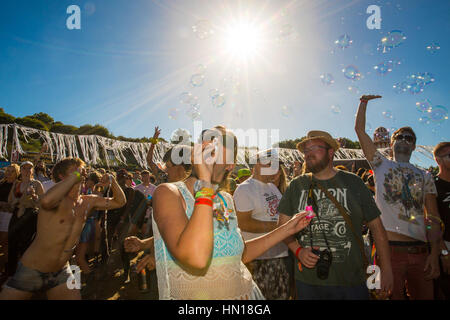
left=305, top=205, right=315, bottom=219
left=138, top=267, right=149, bottom=293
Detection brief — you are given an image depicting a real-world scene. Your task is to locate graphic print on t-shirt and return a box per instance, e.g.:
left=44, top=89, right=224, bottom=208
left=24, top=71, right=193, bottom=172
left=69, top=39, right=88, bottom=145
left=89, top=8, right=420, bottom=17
left=380, top=166, right=424, bottom=225
left=265, top=192, right=280, bottom=217
left=296, top=188, right=352, bottom=264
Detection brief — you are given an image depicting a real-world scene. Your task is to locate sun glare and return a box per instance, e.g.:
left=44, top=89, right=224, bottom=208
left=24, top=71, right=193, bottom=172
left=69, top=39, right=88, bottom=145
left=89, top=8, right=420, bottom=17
left=224, top=22, right=263, bottom=60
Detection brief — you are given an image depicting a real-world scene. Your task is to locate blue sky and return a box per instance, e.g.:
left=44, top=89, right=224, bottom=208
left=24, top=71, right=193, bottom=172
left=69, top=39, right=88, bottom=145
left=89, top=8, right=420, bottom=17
left=0, top=0, right=449, bottom=166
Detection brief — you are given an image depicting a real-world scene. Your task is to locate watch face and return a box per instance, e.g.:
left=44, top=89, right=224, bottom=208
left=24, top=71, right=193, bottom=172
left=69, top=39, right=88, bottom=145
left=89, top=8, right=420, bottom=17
left=442, top=250, right=449, bottom=256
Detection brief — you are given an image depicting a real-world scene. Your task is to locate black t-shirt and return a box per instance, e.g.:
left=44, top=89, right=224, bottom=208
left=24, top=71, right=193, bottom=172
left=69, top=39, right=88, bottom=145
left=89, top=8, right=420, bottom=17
left=0, top=181, right=13, bottom=202
left=435, top=177, right=450, bottom=242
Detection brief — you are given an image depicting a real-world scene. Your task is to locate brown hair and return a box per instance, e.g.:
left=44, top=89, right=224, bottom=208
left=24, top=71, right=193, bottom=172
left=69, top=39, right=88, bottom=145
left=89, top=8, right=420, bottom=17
left=276, top=165, right=288, bottom=194
left=434, top=141, right=450, bottom=158
left=391, top=127, right=417, bottom=144
left=52, top=158, right=86, bottom=182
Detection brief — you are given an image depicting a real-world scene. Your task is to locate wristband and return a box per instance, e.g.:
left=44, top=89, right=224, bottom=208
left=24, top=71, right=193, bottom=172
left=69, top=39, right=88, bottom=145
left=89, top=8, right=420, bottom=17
left=360, top=98, right=368, bottom=103
left=195, top=198, right=213, bottom=207
left=149, top=138, right=158, bottom=145
left=195, top=188, right=215, bottom=199
left=295, top=246, right=302, bottom=260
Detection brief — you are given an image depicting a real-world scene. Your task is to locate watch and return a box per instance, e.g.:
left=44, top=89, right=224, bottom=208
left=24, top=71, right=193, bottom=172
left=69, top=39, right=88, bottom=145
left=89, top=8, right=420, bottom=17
left=441, top=249, right=449, bottom=257
left=194, top=180, right=218, bottom=194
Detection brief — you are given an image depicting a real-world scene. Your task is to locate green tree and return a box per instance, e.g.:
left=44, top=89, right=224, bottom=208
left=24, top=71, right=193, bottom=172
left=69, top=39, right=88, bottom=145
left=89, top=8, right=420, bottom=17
left=15, top=116, right=49, bottom=131
left=0, top=110, right=15, bottom=124
left=51, top=122, right=78, bottom=134
left=30, top=112, right=54, bottom=126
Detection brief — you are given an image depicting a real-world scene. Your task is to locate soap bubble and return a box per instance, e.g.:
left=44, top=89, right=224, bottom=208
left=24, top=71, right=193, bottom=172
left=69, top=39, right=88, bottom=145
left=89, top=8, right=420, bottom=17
left=426, top=42, right=441, bottom=53
left=179, top=92, right=193, bottom=104
left=212, top=94, right=226, bottom=108
left=378, top=30, right=406, bottom=52
left=190, top=74, right=205, bottom=87
left=348, top=86, right=360, bottom=95
left=195, top=64, right=207, bottom=74
left=192, top=20, right=214, bottom=40
left=418, top=116, right=431, bottom=125
left=320, top=73, right=335, bottom=86
left=366, top=122, right=373, bottom=133
left=168, top=108, right=179, bottom=120
left=415, top=100, right=432, bottom=113
left=429, top=105, right=448, bottom=123
left=335, top=34, right=353, bottom=49
left=331, top=105, right=341, bottom=114
left=278, top=24, right=294, bottom=39
left=84, top=2, right=96, bottom=15
left=382, top=110, right=393, bottom=119
left=209, top=89, right=219, bottom=98
left=186, top=106, right=201, bottom=120
left=374, top=61, right=393, bottom=75
left=393, top=81, right=409, bottom=94
left=281, top=105, right=291, bottom=117
left=342, top=65, right=361, bottom=80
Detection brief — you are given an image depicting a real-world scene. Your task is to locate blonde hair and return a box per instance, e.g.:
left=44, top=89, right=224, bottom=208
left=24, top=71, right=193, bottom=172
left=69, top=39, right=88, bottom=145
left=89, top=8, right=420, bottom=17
left=1, top=164, right=20, bottom=183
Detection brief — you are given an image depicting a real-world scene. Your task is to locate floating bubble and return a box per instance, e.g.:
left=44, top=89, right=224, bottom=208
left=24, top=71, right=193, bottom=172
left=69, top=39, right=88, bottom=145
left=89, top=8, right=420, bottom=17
left=426, top=42, right=441, bottom=53
left=186, top=106, right=201, bottom=120
left=209, top=89, right=219, bottom=98
left=366, top=122, right=373, bottom=133
left=212, top=94, right=226, bottom=108
left=195, top=64, right=207, bottom=74
left=382, top=110, right=393, bottom=119
left=279, top=24, right=294, bottom=39
left=388, top=127, right=397, bottom=134
left=335, top=34, right=353, bottom=49
left=320, top=73, right=335, bottom=86
left=84, top=2, right=96, bottom=15
left=342, top=65, right=361, bottom=80
left=192, top=20, right=214, bottom=40
left=348, top=85, right=361, bottom=95
left=429, top=105, right=448, bottom=123
left=378, top=30, right=406, bottom=52
left=418, top=116, right=431, bottom=125
left=393, top=81, right=409, bottom=94
left=331, top=105, right=341, bottom=114
left=179, top=92, right=193, bottom=104
left=168, top=108, right=179, bottom=120
left=190, top=73, right=205, bottom=87
left=408, top=81, right=424, bottom=95
left=374, top=61, right=393, bottom=75
left=281, top=105, right=291, bottom=117
left=415, top=99, right=432, bottom=113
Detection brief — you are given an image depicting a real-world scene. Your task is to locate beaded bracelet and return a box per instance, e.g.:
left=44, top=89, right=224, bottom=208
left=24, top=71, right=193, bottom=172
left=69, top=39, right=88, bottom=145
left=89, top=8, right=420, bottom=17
left=195, top=189, right=215, bottom=199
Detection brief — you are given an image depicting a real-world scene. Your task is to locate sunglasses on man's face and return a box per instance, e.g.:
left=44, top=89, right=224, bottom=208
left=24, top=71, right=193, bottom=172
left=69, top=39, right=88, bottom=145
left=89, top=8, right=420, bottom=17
left=394, top=134, right=415, bottom=143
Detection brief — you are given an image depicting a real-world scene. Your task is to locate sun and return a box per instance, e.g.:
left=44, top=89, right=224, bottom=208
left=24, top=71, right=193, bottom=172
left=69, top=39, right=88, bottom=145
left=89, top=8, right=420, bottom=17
left=224, top=21, right=264, bottom=60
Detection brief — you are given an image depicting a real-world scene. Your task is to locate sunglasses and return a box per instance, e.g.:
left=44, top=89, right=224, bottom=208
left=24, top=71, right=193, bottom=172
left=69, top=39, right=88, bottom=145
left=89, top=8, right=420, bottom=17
left=394, top=134, right=415, bottom=143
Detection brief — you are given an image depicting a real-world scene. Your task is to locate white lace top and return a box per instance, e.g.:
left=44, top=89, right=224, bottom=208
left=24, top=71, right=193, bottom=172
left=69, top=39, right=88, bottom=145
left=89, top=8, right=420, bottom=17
left=152, top=181, right=264, bottom=300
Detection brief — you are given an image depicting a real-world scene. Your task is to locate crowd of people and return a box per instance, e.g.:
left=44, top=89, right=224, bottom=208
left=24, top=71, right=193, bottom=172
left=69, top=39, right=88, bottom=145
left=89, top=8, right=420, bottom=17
left=0, top=95, right=448, bottom=300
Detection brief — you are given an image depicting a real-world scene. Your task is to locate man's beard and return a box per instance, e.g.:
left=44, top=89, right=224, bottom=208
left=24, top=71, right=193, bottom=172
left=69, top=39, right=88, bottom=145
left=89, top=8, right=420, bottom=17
left=305, top=154, right=331, bottom=174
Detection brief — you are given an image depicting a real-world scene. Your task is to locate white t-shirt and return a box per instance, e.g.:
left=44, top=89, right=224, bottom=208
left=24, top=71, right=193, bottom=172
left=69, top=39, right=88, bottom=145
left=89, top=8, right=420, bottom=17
left=134, top=183, right=156, bottom=219
left=42, top=180, right=56, bottom=193
left=370, top=151, right=437, bottom=242
left=233, top=177, right=288, bottom=260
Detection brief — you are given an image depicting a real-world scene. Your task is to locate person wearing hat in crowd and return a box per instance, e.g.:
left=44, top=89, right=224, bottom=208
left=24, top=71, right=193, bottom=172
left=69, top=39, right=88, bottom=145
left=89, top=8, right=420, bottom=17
left=233, top=148, right=292, bottom=299
left=356, top=95, right=442, bottom=299
left=6, top=161, right=44, bottom=278
left=278, top=130, right=393, bottom=299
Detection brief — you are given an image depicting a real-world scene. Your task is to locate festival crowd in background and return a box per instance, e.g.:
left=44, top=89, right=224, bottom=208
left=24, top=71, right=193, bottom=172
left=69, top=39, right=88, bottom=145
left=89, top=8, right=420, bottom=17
left=0, top=96, right=448, bottom=300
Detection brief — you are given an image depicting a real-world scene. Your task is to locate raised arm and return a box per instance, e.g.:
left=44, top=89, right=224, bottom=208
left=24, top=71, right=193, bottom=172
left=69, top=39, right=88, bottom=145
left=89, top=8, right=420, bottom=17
left=40, top=172, right=81, bottom=210
left=91, top=174, right=126, bottom=211
left=146, top=126, right=163, bottom=176
left=355, top=95, right=382, bottom=162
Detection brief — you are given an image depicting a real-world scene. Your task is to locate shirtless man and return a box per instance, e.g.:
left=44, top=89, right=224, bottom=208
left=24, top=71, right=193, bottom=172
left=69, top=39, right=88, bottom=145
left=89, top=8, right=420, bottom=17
left=0, top=157, right=126, bottom=300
